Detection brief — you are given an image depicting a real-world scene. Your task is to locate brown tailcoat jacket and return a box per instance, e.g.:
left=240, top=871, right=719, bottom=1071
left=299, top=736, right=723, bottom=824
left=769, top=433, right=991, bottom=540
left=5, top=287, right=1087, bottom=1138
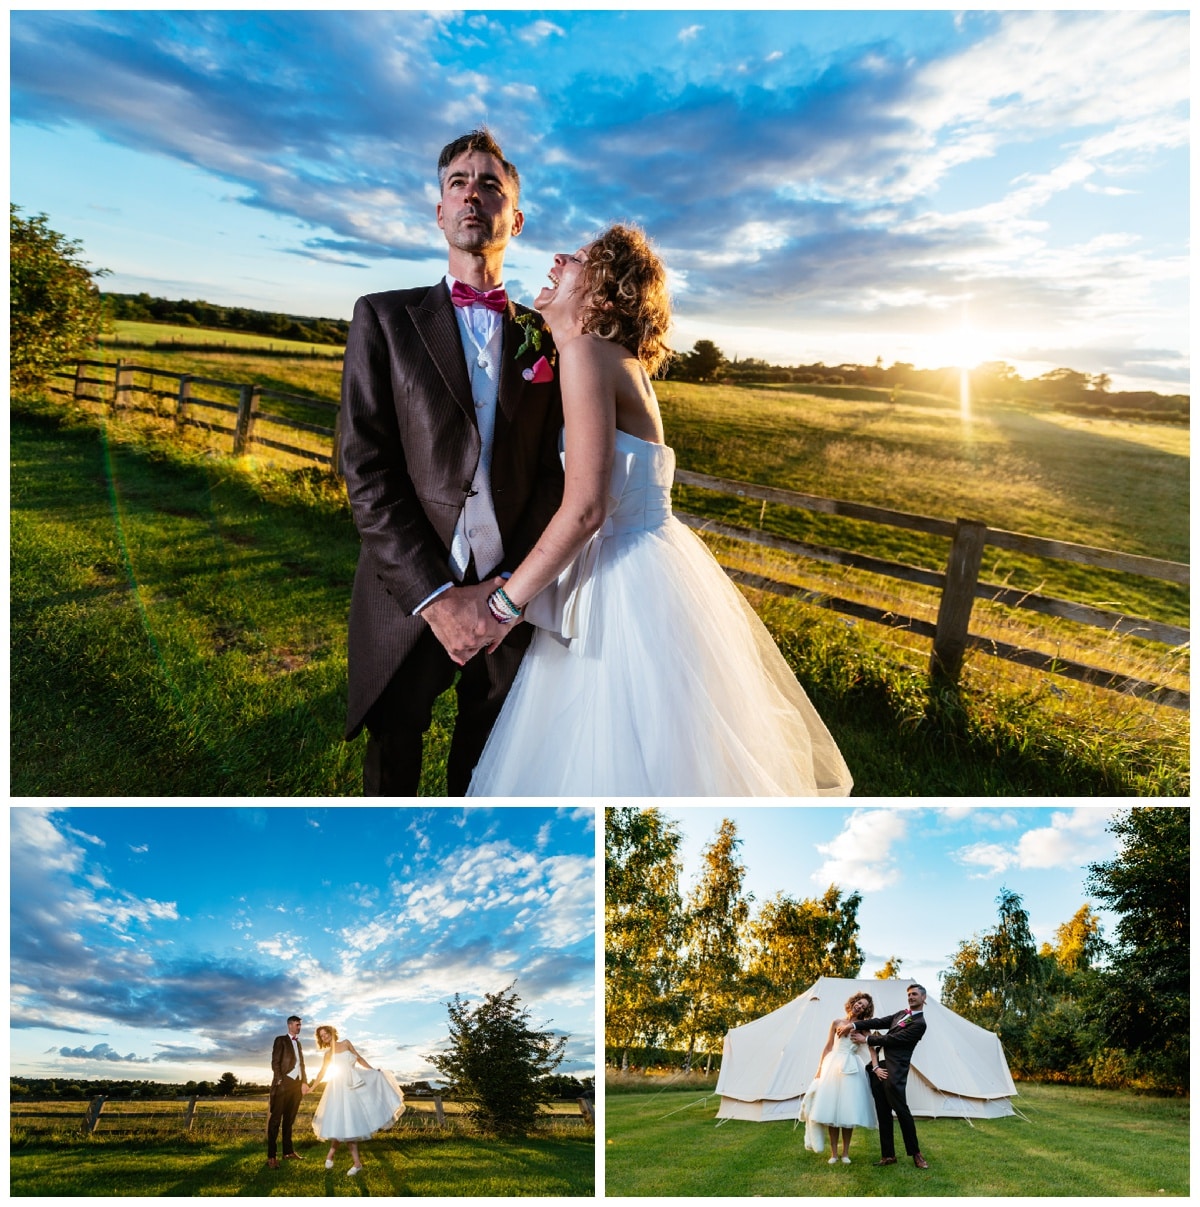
left=340, top=281, right=564, bottom=738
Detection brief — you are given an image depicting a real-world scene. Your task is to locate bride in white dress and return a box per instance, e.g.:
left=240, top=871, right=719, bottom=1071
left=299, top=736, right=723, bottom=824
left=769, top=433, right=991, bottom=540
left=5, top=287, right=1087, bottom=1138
left=799, top=991, right=878, bottom=1162
left=310, top=1025, right=405, bottom=1176
left=466, top=224, right=852, bottom=796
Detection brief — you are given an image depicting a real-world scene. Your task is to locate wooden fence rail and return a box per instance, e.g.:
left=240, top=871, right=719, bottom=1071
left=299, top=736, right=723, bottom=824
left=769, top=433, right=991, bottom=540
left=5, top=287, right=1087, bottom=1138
left=48, top=357, right=1189, bottom=708
left=676, top=468, right=1188, bottom=710
left=13, top=1092, right=592, bottom=1134
left=52, top=359, right=343, bottom=470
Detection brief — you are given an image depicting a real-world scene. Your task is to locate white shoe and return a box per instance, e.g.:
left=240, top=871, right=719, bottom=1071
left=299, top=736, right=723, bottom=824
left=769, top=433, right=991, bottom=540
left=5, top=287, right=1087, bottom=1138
left=828, top=1157, right=839, bottom=1165
left=324, top=1160, right=334, bottom=1170
left=347, top=1166, right=363, bottom=1177
left=842, top=1156, right=851, bottom=1164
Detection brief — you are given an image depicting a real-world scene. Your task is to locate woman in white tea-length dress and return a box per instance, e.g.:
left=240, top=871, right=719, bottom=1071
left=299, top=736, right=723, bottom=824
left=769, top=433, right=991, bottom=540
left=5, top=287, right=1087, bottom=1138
left=799, top=991, right=877, bottom=1163
left=466, top=224, right=852, bottom=797
left=310, top=1025, right=404, bottom=1176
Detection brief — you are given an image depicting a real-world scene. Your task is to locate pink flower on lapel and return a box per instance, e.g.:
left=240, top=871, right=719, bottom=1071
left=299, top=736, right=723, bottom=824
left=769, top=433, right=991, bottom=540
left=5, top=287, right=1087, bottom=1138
left=522, top=355, right=554, bottom=383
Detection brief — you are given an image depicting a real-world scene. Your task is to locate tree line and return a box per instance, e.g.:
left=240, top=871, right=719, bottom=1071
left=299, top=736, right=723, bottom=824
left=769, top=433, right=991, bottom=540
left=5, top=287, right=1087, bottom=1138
left=605, top=807, right=1187, bottom=1093
left=103, top=291, right=351, bottom=346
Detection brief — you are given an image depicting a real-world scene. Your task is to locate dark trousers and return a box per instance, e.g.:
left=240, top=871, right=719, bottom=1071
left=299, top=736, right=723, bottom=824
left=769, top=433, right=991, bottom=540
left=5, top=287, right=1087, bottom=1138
left=363, top=625, right=526, bottom=796
left=869, top=1062, right=921, bottom=1158
left=267, top=1076, right=302, bottom=1158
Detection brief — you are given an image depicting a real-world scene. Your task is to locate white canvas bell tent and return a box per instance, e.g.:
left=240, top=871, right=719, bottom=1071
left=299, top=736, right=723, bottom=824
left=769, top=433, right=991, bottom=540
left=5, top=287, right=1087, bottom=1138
left=714, top=977, right=1017, bottom=1123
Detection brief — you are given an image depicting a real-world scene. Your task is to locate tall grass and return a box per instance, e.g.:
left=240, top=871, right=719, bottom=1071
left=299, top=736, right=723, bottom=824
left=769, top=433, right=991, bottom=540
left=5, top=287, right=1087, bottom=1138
left=12, top=361, right=1189, bottom=795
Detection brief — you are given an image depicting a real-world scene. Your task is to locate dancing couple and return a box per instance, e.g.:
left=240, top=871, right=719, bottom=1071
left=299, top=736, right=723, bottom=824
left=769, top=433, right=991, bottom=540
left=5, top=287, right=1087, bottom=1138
left=799, top=985, right=929, bottom=1170
left=266, top=1015, right=405, bottom=1176
left=340, top=127, right=854, bottom=797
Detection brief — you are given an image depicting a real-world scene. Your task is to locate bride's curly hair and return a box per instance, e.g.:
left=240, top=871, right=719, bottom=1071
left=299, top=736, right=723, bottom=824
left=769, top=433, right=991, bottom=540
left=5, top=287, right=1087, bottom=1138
left=844, top=992, right=874, bottom=1017
left=578, top=224, right=672, bottom=377
left=315, top=1025, right=339, bottom=1049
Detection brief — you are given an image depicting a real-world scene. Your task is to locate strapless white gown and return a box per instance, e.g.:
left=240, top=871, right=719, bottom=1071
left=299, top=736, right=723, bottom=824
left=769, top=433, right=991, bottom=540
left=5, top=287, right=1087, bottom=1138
left=311, top=1048, right=405, bottom=1141
left=467, top=429, right=853, bottom=796
left=799, top=1034, right=876, bottom=1152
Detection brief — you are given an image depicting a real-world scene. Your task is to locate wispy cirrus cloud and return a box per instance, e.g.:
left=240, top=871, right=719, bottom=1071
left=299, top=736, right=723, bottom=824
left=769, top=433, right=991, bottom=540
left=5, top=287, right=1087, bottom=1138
left=9, top=9, right=1186, bottom=386
left=11, top=808, right=594, bottom=1084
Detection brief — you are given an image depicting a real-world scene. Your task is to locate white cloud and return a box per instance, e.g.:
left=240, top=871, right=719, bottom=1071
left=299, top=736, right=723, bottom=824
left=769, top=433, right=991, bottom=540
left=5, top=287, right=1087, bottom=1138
left=812, top=808, right=909, bottom=892
left=957, top=842, right=1015, bottom=877
left=517, top=19, right=565, bottom=45
left=954, top=807, right=1121, bottom=878
left=679, top=24, right=703, bottom=42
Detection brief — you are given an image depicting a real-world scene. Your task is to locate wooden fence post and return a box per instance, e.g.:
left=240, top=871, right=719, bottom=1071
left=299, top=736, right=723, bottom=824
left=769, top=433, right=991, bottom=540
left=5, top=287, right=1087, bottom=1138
left=233, top=384, right=260, bottom=455
left=184, top=1096, right=199, bottom=1130
left=73, top=359, right=88, bottom=402
left=930, top=518, right=988, bottom=687
left=432, top=1094, right=445, bottom=1126
left=577, top=1096, right=595, bottom=1123
left=83, top=1094, right=107, bottom=1134
left=176, top=375, right=193, bottom=427
left=112, top=359, right=133, bottom=410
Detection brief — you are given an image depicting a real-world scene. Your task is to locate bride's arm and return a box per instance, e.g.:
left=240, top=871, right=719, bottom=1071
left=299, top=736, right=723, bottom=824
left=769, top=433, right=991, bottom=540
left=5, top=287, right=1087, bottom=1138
left=311, top=1050, right=331, bottom=1087
left=348, top=1041, right=373, bottom=1070
left=487, top=336, right=615, bottom=633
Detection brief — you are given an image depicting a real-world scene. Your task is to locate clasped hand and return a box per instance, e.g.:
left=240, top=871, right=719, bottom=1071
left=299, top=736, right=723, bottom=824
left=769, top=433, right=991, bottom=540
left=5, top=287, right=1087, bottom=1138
left=421, top=578, right=510, bottom=664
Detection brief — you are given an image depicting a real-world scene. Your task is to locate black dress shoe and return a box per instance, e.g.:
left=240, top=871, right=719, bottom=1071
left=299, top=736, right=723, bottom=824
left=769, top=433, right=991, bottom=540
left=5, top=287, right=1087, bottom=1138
left=913, top=1153, right=929, bottom=1169
left=873, top=1157, right=898, bottom=1166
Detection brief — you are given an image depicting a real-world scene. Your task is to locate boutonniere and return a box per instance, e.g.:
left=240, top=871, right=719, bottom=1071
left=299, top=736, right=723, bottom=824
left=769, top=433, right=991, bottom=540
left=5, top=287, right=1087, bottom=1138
left=513, top=312, right=546, bottom=360
left=522, top=355, right=554, bottom=383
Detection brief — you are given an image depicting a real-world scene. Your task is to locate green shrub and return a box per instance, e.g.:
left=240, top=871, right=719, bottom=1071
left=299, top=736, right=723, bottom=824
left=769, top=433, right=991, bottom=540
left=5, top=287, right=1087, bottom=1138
left=10, top=206, right=107, bottom=394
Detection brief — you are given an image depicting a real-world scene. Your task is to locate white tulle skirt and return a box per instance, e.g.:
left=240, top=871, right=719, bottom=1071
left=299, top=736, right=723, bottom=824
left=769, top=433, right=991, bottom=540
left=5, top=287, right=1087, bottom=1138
left=468, top=514, right=853, bottom=796
left=799, top=1041, right=876, bottom=1152
left=311, top=1061, right=405, bottom=1142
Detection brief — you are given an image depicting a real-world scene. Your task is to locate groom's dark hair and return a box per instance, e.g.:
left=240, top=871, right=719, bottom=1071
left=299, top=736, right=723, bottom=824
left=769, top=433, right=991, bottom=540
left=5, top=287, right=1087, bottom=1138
left=437, top=128, right=521, bottom=201
left=287, top=1015, right=302, bottom=1024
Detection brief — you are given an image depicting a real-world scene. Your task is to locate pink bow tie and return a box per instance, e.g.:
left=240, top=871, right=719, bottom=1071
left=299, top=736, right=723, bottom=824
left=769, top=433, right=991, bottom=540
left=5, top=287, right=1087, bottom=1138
left=451, top=280, right=508, bottom=312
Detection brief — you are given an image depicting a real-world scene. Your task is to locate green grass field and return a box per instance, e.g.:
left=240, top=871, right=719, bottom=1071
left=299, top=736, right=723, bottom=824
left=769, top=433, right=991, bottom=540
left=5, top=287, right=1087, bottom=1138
left=10, top=1126, right=593, bottom=1197
left=604, top=1080, right=1188, bottom=1197
left=12, top=353, right=1189, bottom=795
left=105, top=318, right=344, bottom=355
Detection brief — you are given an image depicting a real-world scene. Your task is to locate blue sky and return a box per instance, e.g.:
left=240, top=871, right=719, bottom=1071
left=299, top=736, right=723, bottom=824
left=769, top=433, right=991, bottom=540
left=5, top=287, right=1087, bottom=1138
left=10, top=806, right=596, bottom=1086
left=662, top=804, right=1138, bottom=998
left=9, top=9, right=1188, bottom=392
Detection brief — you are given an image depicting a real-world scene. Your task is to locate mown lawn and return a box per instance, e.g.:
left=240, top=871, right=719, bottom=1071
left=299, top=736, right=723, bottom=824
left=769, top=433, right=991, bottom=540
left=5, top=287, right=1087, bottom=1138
left=10, top=1128, right=594, bottom=1197
left=604, top=1081, right=1188, bottom=1197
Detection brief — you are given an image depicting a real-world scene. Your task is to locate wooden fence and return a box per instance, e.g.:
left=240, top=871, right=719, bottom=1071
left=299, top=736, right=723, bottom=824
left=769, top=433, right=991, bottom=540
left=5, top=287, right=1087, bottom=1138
left=48, top=357, right=1189, bottom=709
left=52, top=358, right=343, bottom=469
left=675, top=469, right=1189, bottom=710
left=14, top=1092, right=593, bottom=1134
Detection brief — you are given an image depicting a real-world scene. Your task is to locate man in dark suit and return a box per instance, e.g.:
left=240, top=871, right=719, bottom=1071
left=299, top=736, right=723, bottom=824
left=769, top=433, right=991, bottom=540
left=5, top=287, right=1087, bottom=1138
left=340, top=128, right=564, bottom=795
left=266, top=1014, right=309, bottom=1168
left=850, top=982, right=930, bottom=1169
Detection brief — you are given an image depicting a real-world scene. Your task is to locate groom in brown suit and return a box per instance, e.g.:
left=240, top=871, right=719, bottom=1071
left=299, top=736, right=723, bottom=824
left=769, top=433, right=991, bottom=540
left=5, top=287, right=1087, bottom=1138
left=340, top=129, right=564, bottom=794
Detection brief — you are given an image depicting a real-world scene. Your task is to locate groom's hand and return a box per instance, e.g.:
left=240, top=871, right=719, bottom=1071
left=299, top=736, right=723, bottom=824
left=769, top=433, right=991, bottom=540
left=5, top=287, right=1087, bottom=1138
left=422, top=580, right=505, bottom=664
left=300, top=1083, right=311, bottom=1096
